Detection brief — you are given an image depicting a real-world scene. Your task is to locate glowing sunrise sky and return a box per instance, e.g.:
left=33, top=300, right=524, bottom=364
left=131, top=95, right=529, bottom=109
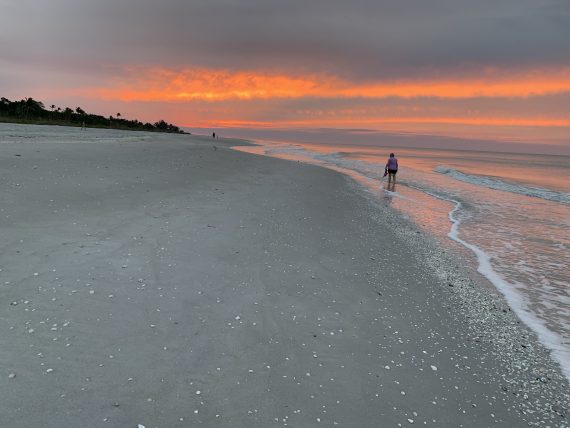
left=1, top=0, right=569, bottom=149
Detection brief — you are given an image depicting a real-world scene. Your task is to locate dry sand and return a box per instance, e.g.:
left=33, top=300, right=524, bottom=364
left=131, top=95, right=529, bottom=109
left=0, top=124, right=568, bottom=427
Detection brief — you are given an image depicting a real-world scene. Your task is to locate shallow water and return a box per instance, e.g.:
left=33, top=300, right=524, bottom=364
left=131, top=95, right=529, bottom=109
left=234, top=141, right=570, bottom=380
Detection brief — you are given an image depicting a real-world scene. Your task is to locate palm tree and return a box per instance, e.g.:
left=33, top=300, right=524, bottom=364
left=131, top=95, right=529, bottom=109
left=63, top=107, right=73, bottom=121
left=23, top=97, right=45, bottom=119
left=25, top=97, right=44, bottom=110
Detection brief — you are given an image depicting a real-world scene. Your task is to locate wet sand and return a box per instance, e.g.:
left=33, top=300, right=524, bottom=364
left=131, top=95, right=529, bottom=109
left=0, top=124, right=568, bottom=427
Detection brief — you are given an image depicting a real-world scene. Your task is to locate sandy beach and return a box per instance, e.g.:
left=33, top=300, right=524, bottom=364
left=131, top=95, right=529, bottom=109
left=0, top=124, right=568, bottom=427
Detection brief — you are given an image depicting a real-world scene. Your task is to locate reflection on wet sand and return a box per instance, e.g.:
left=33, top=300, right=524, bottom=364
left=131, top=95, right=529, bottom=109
left=381, top=179, right=396, bottom=202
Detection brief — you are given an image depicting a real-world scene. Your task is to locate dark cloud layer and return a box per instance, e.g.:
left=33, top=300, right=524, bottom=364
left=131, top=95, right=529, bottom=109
left=2, top=0, right=569, bottom=79
left=2, top=0, right=568, bottom=149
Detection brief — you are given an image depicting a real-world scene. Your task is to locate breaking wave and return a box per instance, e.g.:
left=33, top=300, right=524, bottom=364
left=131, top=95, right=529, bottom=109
left=434, top=166, right=570, bottom=205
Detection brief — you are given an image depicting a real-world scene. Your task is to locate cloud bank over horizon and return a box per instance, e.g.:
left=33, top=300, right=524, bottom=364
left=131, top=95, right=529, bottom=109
left=2, top=0, right=569, bottom=147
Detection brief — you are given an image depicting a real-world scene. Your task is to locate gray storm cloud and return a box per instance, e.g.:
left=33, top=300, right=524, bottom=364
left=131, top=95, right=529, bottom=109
left=2, top=0, right=569, bottom=79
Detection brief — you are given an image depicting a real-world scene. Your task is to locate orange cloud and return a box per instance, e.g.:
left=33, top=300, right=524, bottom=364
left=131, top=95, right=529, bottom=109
left=87, top=68, right=322, bottom=101
left=71, top=65, right=570, bottom=144
left=80, top=66, right=570, bottom=101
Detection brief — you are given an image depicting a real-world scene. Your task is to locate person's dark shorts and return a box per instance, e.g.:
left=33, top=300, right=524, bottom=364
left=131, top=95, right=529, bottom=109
left=388, top=169, right=398, bottom=175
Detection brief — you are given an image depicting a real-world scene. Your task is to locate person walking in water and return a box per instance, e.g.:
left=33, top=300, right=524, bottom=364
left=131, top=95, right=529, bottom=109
left=385, top=153, right=398, bottom=185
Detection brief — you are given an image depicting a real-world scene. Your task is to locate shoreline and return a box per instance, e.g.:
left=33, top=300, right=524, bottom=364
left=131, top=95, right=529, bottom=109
left=233, top=139, right=570, bottom=384
left=1, top=124, right=568, bottom=427
left=234, top=137, right=570, bottom=421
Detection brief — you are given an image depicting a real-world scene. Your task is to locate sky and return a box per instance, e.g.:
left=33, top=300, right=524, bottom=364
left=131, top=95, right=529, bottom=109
left=1, top=0, right=569, bottom=151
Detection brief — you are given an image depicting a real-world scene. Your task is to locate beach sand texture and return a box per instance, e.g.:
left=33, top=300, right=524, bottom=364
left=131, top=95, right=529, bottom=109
left=0, top=125, right=568, bottom=427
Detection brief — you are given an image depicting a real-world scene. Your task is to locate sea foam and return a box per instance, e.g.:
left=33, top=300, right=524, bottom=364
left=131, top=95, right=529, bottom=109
left=434, top=166, right=570, bottom=204
left=425, top=190, right=570, bottom=382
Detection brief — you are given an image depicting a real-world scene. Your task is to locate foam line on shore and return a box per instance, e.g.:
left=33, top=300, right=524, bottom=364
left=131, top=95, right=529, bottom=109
left=420, top=187, right=570, bottom=382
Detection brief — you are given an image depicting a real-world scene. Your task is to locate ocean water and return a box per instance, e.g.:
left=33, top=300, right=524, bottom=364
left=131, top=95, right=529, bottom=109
left=234, top=140, right=570, bottom=380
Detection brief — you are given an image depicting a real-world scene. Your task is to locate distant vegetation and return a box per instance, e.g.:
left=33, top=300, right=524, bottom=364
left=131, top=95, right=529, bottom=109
left=0, top=97, right=186, bottom=134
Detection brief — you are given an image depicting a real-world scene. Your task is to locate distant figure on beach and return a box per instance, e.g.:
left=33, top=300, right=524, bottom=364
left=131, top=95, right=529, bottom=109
left=212, top=132, right=216, bottom=139
left=385, top=153, right=398, bottom=185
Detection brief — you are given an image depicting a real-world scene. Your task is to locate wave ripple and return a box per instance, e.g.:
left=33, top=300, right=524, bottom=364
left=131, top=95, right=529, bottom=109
left=434, top=166, right=570, bottom=204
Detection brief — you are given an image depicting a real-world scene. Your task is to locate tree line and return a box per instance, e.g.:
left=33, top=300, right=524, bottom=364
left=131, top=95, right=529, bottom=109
left=0, top=97, right=186, bottom=134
